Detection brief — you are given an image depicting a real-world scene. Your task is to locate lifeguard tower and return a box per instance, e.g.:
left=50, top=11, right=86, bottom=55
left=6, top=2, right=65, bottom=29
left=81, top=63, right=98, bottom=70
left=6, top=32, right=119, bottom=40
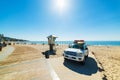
left=47, top=35, right=58, bottom=52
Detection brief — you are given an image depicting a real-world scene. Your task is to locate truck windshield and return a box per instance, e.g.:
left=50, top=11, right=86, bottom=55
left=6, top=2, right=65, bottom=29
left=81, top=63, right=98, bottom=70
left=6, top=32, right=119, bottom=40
left=72, top=44, right=84, bottom=50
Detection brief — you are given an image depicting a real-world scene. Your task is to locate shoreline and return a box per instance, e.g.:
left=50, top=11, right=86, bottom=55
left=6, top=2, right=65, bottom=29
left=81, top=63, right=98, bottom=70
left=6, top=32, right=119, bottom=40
left=7, top=40, right=120, bottom=46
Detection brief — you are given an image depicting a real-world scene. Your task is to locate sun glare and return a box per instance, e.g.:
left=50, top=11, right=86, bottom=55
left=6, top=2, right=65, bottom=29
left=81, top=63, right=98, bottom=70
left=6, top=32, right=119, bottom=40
left=56, top=0, right=65, bottom=10
left=53, top=0, right=69, bottom=15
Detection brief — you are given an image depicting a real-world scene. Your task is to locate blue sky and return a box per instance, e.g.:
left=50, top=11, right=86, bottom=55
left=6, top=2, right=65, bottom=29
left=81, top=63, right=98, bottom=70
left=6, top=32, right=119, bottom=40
left=0, top=0, right=120, bottom=41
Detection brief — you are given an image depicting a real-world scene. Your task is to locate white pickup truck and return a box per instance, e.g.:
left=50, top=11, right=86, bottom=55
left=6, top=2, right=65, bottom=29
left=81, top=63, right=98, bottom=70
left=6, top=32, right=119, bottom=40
left=63, top=40, right=89, bottom=65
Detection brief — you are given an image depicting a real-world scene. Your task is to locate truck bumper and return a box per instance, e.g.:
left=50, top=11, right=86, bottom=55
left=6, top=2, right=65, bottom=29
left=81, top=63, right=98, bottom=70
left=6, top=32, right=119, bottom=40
left=64, top=55, right=84, bottom=62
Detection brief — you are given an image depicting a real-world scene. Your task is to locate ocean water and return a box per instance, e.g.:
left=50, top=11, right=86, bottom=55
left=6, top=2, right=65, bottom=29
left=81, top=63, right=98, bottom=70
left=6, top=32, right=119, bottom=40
left=27, top=41, right=120, bottom=46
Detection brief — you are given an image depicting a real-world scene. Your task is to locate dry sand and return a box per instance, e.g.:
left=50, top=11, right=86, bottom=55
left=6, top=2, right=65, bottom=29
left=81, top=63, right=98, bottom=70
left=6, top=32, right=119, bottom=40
left=88, top=46, right=120, bottom=80
left=0, top=44, right=68, bottom=66
left=0, top=44, right=120, bottom=80
left=0, top=44, right=102, bottom=80
left=0, top=44, right=68, bottom=80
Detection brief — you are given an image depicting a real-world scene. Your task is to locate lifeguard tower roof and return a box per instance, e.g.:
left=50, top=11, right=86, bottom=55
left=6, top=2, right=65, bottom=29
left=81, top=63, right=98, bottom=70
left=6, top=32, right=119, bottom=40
left=47, top=35, right=58, bottom=38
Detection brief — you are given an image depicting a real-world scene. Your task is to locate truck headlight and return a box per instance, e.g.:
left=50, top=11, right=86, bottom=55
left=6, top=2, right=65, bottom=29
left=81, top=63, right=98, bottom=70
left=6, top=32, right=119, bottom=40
left=78, top=53, right=83, bottom=57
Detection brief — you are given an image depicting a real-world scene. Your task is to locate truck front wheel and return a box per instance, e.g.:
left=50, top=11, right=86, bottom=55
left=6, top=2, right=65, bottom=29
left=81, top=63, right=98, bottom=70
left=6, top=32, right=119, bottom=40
left=81, top=59, right=85, bottom=65
left=64, top=58, right=68, bottom=61
left=85, top=55, right=88, bottom=58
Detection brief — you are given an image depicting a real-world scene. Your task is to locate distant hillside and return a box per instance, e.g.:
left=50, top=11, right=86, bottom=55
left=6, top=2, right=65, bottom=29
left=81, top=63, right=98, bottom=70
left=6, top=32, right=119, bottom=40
left=0, top=34, right=28, bottom=42
left=3, top=37, right=28, bottom=42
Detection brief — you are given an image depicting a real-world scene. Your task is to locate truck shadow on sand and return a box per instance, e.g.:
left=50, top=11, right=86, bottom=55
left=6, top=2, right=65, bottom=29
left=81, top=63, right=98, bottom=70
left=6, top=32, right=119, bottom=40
left=63, top=57, right=98, bottom=75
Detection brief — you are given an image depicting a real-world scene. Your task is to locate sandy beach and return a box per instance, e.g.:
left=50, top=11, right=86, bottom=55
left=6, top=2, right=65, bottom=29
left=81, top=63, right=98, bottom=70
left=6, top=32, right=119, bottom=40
left=0, top=44, right=68, bottom=66
left=1, top=0, right=120, bottom=79
left=89, top=46, right=120, bottom=80
left=0, top=44, right=120, bottom=80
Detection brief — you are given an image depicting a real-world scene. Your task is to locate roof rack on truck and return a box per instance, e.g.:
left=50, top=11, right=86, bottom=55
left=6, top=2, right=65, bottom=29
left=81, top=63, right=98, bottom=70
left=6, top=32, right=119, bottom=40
left=74, top=40, right=85, bottom=44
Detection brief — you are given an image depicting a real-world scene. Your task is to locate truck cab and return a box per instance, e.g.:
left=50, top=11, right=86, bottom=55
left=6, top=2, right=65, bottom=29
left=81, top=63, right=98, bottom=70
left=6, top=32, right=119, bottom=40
left=63, top=40, right=89, bottom=64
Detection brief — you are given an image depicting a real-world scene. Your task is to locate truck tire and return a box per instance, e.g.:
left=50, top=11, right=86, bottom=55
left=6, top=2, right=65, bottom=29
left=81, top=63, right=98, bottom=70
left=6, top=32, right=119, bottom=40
left=81, top=59, right=85, bottom=65
left=0, top=46, right=2, bottom=51
left=85, top=55, right=88, bottom=58
left=64, top=58, right=68, bottom=61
